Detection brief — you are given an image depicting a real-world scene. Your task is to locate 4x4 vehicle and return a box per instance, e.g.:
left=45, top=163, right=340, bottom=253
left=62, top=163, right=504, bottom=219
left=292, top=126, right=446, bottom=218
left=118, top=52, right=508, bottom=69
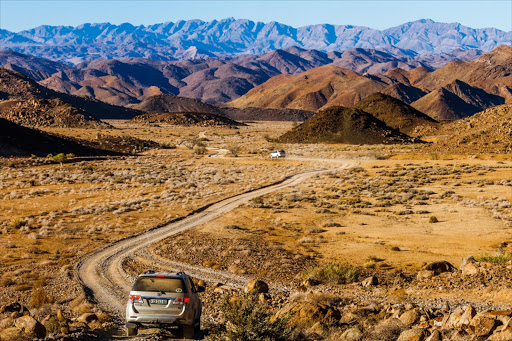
left=270, top=150, right=286, bottom=158
left=125, top=271, right=203, bottom=338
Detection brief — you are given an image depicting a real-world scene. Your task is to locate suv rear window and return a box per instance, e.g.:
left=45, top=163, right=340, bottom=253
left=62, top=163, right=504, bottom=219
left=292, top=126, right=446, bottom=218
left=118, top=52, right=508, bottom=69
left=132, top=277, right=187, bottom=293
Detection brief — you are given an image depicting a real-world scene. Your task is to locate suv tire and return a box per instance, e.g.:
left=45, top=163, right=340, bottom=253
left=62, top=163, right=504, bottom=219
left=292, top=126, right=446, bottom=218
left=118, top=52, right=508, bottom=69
left=183, top=324, right=195, bottom=339
left=126, top=326, right=138, bottom=336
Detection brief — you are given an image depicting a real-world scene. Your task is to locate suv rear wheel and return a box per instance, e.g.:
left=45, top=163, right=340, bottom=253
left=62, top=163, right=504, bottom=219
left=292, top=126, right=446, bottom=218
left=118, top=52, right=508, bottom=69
left=182, top=324, right=195, bottom=339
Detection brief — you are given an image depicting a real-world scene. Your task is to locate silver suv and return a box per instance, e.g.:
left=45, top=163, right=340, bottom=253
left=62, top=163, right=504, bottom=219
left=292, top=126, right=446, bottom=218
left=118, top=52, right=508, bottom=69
left=125, top=271, right=203, bottom=338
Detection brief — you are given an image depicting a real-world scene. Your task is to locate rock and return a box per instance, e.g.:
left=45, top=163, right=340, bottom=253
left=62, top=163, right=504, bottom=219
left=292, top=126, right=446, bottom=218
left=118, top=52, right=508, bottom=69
left=422, top=261, right=457, bottom=275
left=488, top=327, right=512, bottom=340
left=417, top=270, right=434, bottom=280
left=0, top=303, right=29, bottom=315
left=340, top=326, right=363, bottom=340
left=0, top=317, right=14, bottom=329
left=0, top=327, right=23, bottom=341
left=397, top=328, right=426, bottom=341
left=461, top=262, right=479, bottom=276
left=361, top=276, right=378, bottom=287
left=425, top=329, right=442, bottom=341
left=276, top=299, right=341, bottom=328
left=302, top=278, right=320, bottom=287
left=445, top=306, right=475, bottom=329
left=400, top=308, right=421, bottom=327
left=245, top=280, right=269, bottom=294
left=308, top=321, right=327, bottom=335
left=470, top=312, right=497, bottom=336
left=77, top=313, right=98, bottom=323
left=14, top=315, right=46, bottom=338
left=56, top=309, right=65, bottom=321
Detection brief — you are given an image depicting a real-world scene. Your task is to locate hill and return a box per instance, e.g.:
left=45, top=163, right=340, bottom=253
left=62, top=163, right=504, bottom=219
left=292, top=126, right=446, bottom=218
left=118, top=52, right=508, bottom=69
left=278, top=106, right=417, bottom=144
left=425, top=104, right=512, bottom=154
left=132, top=94, right=225, bottom=116
left=0, top=117, right=110, bottom=157
left=132, top=112, right=242, bottom=127
left=353, top=93, right=438, bottom=135
left=0, top=67, right=141, bottom=120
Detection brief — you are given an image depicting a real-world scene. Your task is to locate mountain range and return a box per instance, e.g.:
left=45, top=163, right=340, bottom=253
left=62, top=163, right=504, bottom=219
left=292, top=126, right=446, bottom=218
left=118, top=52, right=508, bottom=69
left=1, top=19, right=510, bottom=64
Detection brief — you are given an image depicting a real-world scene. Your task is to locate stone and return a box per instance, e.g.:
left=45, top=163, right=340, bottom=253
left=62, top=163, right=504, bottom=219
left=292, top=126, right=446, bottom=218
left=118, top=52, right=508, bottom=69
left=302, top=278, right=320, bottom=287
left=276, top=299, right=341, bottom=328
left=461, top=262, right=479, bottom=276
left=422, top=261, right=456, bottom=275
left=340, top=326, right=363, bottom=341
left=425, top=330, right=442, bottom=341
left=399, top=308, right=421, bottom=327
left=245, top=280, right=269, bottom=294
left=397, top=328, right=426, bottom=341
left=77, top=313, right=98, bottom=323
left=417, top=270, right=434, bottom=280
left=14, top=315, right=46, bottom=338
left=0, top=317, right=14, bottom=329
left=361, top=276, right=378, bottom=287
left=308, top=321, right=327, bottom=335
left=0, top=327, right=23, bottom=341
left=488, top=327, right=512, bottom=341
left=470, top=312, right=497, bottom=336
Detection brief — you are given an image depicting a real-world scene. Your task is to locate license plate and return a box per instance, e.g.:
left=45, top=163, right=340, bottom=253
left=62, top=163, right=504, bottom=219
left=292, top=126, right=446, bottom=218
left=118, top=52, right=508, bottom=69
left=149, top=299, right=168, bottom=305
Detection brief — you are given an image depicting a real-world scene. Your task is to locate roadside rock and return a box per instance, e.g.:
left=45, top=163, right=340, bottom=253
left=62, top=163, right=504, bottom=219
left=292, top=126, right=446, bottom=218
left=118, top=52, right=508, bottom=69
left=14, top=315, right=46, bottom=338
left=0, top=327, right=24, bottom=341
left=422, top=261, right=456, bottom=275
left=399, top=308, right=421, bottom=327
left=361, top=276, right=378, bottom=287
left=340, top=326, right=363, bottom=340
left=425, top=329, right=442, bottom=341
left=417, top=270, right=434, bottom=280
left=77, top=313, right=98, bottom=323
left=397, top=328, right=426, bottom=341
left=245, top=280, right=269, bottom=294
left=470, top=311, right=498, bottom=336
left=277, top=300, right=341, bottom=328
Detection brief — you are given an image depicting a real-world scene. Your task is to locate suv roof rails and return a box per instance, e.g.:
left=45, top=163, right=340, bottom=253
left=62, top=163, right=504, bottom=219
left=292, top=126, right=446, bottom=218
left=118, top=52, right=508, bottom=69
left=176, top=271, right=186, bottom=276
left=143, top=270, right=155, bottom=274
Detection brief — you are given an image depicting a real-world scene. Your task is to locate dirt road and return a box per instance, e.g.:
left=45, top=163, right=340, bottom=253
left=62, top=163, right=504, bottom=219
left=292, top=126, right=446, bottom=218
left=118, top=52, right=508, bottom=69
left=76, top=161, right=355, bottom=319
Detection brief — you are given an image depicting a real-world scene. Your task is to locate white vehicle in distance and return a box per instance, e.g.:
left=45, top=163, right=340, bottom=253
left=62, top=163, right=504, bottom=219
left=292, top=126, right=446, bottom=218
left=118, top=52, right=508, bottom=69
left=270, top=150, right=286, bottom=158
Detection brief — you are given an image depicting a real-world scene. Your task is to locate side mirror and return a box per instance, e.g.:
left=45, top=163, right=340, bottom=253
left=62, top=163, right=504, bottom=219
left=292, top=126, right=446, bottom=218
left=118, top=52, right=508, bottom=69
left=196, top=285, right=206, bottom=293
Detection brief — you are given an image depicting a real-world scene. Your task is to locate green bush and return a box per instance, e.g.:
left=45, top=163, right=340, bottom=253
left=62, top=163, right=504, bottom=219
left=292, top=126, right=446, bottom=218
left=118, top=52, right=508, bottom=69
left=207, top=292, right=291, bottom=341
left=303, top=263, right=359, bottom=285
left=10, top=218, right=26, bottom=229
left=475, top=251, right=512, bottom=264
left=47, top=153, right=72, bottom=163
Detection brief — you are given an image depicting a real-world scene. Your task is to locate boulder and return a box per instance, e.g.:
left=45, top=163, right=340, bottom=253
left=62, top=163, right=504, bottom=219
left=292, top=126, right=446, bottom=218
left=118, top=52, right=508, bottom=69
left=245, top=280, right=269, bottom=294
left=340, top=326, right=363, bottom=341
left=416, top=270, right=434, bottom=280
left=399, top=308, right=421, bottom=327
left=361, top=276, right=378, bottom=287
left=470, top=312, right=497, bottom=336
left=276, top=300, right=341, bottom=328
left=488, top=327, right=512, bottom=341
left=425, top=329, right=442, bottom=341
left=444, top=306, right=475, bottom=329
left=0, top=327, right=24, bottom=341
left=397, top=328, right=426, bottom=341
left=77, top=313, right=98, bottom=323
left=0, top=316, right=14, bottom=329
left=14, top=315, right=46, bottom=338
left=422, top=261, right=456, bottom=275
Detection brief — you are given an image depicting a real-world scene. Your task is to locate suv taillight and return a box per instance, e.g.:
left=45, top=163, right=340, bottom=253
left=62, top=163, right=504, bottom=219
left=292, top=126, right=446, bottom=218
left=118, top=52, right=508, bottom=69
left=173, top=297, right=189, bottom=305
left=129, top=295, right=143, bottom=303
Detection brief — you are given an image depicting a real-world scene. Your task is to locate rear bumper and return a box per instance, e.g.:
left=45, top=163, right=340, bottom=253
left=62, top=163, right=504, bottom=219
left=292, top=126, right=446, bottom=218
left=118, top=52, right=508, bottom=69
left=126, top=304, right=194, bottom=326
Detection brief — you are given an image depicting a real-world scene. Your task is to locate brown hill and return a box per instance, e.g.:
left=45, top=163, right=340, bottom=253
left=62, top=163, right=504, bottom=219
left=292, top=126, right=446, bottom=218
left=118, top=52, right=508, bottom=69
left=425, top=104, right=512, bottom=154
left=0, top=98, right=109, bottom=128
left=229, top=65, right=393, bottom=111
left=221, top=107, right=315, bottom=122
left=414, top=46, right=512, bottom=95
left=132, top=94, right=225, bottom=116
left=0, top=67, right=141, bottom=119
left=411, top=80, right=505, bottom=120
left=353, top=93, right=438, bottom=135
left=132, top=112, right=242, bottom=127
left=278, top=106, right=417, bottom=145
left=0, top=117, right=111, bottom=157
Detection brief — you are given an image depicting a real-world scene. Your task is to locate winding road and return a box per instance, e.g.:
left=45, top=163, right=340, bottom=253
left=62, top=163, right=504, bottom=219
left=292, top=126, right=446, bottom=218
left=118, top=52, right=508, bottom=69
left=75, top=160, right=355, bottom=321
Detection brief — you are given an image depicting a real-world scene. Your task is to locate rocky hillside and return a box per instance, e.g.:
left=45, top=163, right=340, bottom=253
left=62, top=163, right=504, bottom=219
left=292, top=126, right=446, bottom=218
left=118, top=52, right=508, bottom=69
left=1, top=19, right=510, bottom=62
left=132, top=94, right=226, bottom=116
left=0, top=98, right=108, bottom=128
left=0, top=117, right=109, bottom=157
left=278, top=106, right=417, bottom=145
left=0, top=67, right=141, bottom=120
left=425, top=104, right=512, bottom=154
left=132, top=112, right=242, bottom=127
left=353, top=93, right=438, bottom=135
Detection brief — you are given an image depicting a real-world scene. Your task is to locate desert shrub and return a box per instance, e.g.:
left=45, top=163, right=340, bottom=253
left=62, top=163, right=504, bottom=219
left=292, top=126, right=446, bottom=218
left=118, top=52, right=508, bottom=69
left=228, top=144, right=241, bottom=157
left=475, top=251, right=512, bottom=264
left=391, top=246, right=401, bottom=251
left=207, top=292, right=291, bottom=341
left=43, top=316, right=66, bottom=335
left=10, top=218, right=27, bottom=229
left=362, top=318, right=406, bottom=340
left=194, top=146, right=208, bottom=155
left=46, top=153, right=69, bottom=163
left=30, top=287, right=52, bottom=308
left=161, top=142, right=177, bottom=149
left=303, top=263, right=359, bottom=285
left=429, top=216, right=439, bottom=223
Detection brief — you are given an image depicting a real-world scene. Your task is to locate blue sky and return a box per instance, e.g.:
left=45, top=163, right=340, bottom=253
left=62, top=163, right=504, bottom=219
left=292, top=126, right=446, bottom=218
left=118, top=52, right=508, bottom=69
left=1, top=1, right=511, bottom=32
